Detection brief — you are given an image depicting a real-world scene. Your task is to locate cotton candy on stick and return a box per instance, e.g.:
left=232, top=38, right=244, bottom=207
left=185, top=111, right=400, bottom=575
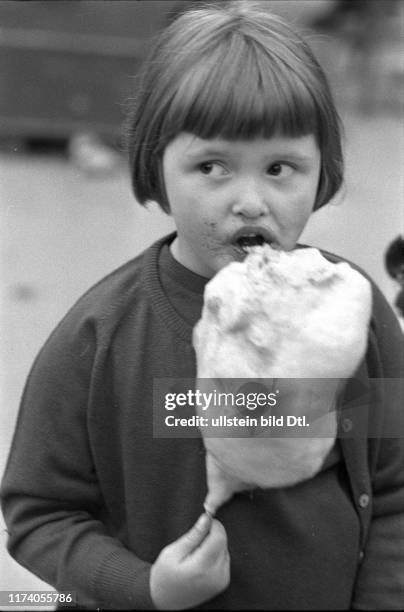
left=192, top=245, right=372, bottom=516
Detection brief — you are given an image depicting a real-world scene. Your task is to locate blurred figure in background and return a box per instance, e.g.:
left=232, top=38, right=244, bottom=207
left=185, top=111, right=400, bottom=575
left=385, top=236, right=404, bottom=332
left=67, top=130, right=123, bottom=176
left=312, top=0, right=403, bottom=114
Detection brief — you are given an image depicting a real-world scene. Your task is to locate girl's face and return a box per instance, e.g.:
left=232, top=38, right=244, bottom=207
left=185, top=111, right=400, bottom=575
left=163, top=132, right=321, bottom=278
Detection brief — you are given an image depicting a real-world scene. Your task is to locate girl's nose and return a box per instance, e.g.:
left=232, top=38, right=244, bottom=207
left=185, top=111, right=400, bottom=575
left=231, top=182, right=267, bottom=219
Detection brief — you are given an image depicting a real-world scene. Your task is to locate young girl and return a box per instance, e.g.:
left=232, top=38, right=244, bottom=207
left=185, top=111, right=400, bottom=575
left=1, top=2, right=403, bottom=609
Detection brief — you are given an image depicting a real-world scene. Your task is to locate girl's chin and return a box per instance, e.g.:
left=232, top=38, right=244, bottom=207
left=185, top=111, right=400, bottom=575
left=213, top=246, right=247, bottom=272
left=171, top=240, right=248, bottom=277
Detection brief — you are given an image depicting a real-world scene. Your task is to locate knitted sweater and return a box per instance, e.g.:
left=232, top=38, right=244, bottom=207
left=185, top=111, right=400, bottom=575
left=1, top=233, right=403, bottom=610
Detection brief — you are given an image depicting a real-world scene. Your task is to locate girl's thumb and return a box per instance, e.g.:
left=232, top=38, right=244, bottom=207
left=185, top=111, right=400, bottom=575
left=175, top=512, right=212, bottom=557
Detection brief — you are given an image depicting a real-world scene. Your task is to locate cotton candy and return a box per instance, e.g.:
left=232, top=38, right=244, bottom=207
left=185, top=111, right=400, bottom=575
left=192, top=245, right=372, bottom=515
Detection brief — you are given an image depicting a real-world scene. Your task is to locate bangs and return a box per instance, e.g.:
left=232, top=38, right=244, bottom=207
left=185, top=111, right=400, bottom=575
left=127, top=4, right=343, bottom=211
left=162, top=31, right=319, bottom=143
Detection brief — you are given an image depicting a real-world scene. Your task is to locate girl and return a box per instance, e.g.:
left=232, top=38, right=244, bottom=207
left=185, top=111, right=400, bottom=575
left=2, top=2, right=403, bottom=609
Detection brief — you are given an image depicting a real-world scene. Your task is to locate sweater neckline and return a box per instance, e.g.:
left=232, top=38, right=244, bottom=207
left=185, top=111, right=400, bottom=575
left=142, top=232, right=207, bottom=343
left=141, top=235, right=349, bottom=344
left=159, top=242, right=208, bottom=295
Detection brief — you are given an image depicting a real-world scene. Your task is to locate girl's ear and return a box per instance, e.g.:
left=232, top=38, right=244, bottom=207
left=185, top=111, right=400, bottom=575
left=314, top=181, right=346, bottom=211
left=157, top=158, right=171, bottom=214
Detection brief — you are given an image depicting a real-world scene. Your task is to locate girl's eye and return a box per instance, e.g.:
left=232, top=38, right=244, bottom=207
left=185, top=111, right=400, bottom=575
left=267, top=162, right=293, bottom=177
left=199, top=162, right=227, bottom=176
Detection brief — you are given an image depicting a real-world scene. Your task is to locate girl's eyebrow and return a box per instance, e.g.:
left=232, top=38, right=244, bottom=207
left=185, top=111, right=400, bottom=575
left=186, top=147, right=231, bottom=158
left=186, top=147, right=315, bottom=163
left=274, top=152, right=316, bottom=163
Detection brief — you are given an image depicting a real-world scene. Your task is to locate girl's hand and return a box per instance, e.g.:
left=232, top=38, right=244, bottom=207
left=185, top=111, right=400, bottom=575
left=150, top=513, right=230, bottom=610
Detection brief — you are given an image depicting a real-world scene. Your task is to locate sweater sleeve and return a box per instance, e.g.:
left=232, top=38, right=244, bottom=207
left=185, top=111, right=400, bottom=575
left=0, top=307, right=156, bottom=610
left=351, top=283, right=404, bottom=610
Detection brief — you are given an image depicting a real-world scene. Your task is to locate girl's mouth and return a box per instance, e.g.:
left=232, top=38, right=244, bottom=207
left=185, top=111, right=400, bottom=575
left=236, top=234, right=266, bottom=253
left=231, top=228, right=276, bottom=254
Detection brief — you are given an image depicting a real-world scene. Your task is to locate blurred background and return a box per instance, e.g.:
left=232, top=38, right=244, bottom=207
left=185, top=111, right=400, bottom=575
left=1, top=0, right=403, bottom=607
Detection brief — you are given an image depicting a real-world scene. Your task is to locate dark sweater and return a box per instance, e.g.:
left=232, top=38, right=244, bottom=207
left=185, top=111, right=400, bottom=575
left=1, top=233, right=403, bottom=610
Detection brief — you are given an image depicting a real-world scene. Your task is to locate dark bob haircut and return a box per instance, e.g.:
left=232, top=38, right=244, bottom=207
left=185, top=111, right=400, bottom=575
left=126, top=1, right=343, bottom=213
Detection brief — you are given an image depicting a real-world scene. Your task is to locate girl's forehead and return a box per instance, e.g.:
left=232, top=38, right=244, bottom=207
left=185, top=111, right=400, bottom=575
left=164, top=132, right=320, bottom=162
